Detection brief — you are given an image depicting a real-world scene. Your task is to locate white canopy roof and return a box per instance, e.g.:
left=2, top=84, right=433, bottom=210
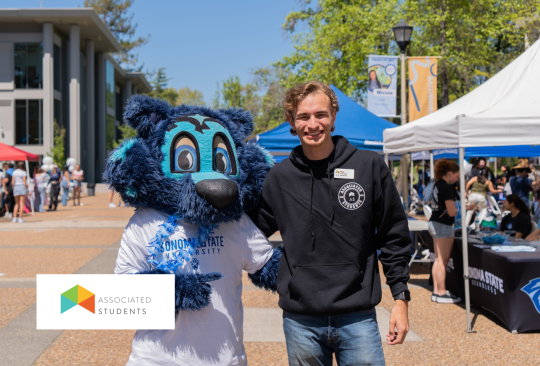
left=384, top=39, right=540, bottom=154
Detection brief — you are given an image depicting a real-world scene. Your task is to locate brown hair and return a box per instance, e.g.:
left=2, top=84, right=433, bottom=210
left=37, top=168, right=43, bottom=173
left=434, top=159, right=459, bottom=181
left=505, top=194, right=530, bottom=216
left=16, top=162, right=25, bottom=170
left=283, top=81, right=340, bottom=124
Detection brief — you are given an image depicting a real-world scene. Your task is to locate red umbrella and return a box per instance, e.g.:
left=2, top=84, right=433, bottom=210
left=0, top=142, right=40, bottom=161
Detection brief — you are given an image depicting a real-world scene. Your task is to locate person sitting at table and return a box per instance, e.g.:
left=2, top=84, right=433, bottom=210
left=465, top=170, right=503, bottom=226
left=525, top=219, right=540, bottom=241
left=428, top=160, right=463, bottom=304
left=499, top=194, right=532, bottom=238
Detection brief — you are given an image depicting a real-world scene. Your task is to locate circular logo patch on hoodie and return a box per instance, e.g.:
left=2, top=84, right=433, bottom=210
left=338, top=182, right=365, bottom=210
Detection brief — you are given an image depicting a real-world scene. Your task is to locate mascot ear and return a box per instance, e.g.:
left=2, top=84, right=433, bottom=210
left=219, top=108, right=254, bottom=139
left=124, top=95, right=171, bottom=138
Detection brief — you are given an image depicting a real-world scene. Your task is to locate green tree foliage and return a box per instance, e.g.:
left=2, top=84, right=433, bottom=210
left=276, top=0, right=540, bottom=107
left=212, top=68, right=292, bottom=135
left=177, top=87, right=205, bottom=106
left=113, top=124, right=137, bottom=148
left=85, top=0, right=149, bottom=70
left=147, top=68, right=179, bottom=105
left=47, top=119, right=66, bottom=165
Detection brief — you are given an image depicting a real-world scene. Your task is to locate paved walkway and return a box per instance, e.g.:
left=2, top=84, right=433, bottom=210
left=0, top=193, right=538, bottom=365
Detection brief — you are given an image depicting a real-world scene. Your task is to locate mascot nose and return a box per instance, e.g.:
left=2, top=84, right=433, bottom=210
left=195, top=179, right=239, bottom=210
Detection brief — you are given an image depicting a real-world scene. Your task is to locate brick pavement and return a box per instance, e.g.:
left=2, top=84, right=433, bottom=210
left=0, top=193, right=539, bottom=365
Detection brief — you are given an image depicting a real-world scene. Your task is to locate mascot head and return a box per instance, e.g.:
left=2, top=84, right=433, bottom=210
left=104, top=95, right=273, bottom=227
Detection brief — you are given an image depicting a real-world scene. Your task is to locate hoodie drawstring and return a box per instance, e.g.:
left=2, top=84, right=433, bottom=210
left=328, top=166, right=335, bottom=227
left=309, top=168, right=316, bottom=251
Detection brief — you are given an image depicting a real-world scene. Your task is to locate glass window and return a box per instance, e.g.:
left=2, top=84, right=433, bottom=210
left=15, top=100, right=27, bottom=144
left=54, top=44, right=61, bottom=92
left=106, top=60, right=115, bottom=110
left=106, top=114, right=115, bottom=153
left=15, top=100, right=43, bottom=145
left=14, top=43, right=43, bottom=89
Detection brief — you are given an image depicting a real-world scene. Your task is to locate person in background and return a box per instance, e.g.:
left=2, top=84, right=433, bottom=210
left=428, top=159, right=474, bottom=304
left=61, top=166, right=70, bottom=206
left=108, top=189, right=125, bottom=208
left=34, top=168, right=48, bottom=213
left=497, top=165, right=509, bottom=186
left=499, top=194, right=532, bottom=238
left=471, top=158, right=497, bottom=186
left=465, top=170, right=503, bottom=226
left=525, top=218, right=540, bottom=241
left=47, top=166, right=62, bottom=211
left=2, top=163, right=14, bottom=218
left=528, top=159, right=540, bottom=182
left=509, top=159, right=540, bottom=208
left=11, top=162, right=28, bottom=223
left=71, top=164, right=84, bottom=206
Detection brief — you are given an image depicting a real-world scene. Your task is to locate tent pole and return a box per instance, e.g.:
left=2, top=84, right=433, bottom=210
left=25, top=160, right=34, bottom=215
left=430, top=150, right=434, bottom=181
left=390, top=154, right=394, bottom=175
left=421, top=159, right=425, bottom=208
left=494, top=157, right=497, bottom=177
left=384, top=153, right=389, bottom=167
left=459, top=147, right=474, bottom=333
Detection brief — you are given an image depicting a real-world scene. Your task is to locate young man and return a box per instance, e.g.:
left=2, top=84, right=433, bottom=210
left=249, top=81, right=412, bottom=365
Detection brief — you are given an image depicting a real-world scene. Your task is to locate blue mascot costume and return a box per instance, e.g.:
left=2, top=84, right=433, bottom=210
left=106, top=95, right=281, bottom=365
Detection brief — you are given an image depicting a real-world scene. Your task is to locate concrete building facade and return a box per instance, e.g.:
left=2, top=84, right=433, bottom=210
left=0, top=8, right=152, bottom=183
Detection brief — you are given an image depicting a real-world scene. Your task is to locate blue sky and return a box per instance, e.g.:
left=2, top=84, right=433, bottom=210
left=3, top=0, right=300, bottom=103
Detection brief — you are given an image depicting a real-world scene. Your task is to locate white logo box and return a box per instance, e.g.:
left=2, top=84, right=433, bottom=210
left=37, top=274, right=175, bottom=329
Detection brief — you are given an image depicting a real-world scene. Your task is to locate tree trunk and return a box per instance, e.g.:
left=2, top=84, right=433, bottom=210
left=440, top=0, right=449, bottom=107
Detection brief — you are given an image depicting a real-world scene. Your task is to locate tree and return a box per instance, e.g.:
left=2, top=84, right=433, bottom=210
left=251, top=67, right=291, bottom=134
left=147, top=68, right=178, bottom=105
left=47, top=119, right=66, bottom=165
left=176, top=87, right=205, bottom=106
left=222, top=76, right=245, bottom=108
left=403, top=0, right=533, bottom=106
left=276, top=0, right=402, bottom=102
left=113, top=123, right=137, bottom=148
left=84, top=0, right=149, bottom=70
left=276, top=0, right=539, bottom=107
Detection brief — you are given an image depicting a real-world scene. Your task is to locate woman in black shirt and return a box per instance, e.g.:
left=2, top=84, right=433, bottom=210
left=428, top=160, right=462, bottom=304
left=500, top=194, right=532, bottom=238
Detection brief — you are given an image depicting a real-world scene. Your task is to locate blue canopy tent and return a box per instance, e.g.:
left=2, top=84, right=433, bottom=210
left=256, top=85, right=398, bottom=162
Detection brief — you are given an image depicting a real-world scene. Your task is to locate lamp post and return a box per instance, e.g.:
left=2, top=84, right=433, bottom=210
left=392, top=20, right=413, bottom=210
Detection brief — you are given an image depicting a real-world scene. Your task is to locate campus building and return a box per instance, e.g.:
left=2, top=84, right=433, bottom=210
left=0, top=8, right=152, bottom=183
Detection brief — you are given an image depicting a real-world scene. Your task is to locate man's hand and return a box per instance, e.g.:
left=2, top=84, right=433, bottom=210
left=386, top=299, right=409, bottom=345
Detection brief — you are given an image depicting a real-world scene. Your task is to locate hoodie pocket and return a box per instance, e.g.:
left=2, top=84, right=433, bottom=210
left=287, top=262, right=365, bottom=313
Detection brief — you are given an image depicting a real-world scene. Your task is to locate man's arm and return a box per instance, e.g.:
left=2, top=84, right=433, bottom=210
left=373, top=158, right=412, bottom=345
left=248, top=172, right=279, bottom=238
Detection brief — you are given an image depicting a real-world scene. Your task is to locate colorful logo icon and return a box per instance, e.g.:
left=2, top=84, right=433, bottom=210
left=61, top=285, right=95, bottom=314
left=522, top=278, right=540, bottom=314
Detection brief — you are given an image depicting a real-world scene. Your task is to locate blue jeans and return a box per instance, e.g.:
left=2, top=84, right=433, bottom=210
left=61, top=182, right=69, bottom=206
left=283, top=309, right=385, bottom=366
left=38, top=186, right=46, bottom=212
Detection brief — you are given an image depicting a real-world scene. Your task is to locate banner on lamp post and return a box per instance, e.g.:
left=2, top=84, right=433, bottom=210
left=408, top=57, right=438, bottom=122
left=367, top=56, right=399, bottom=118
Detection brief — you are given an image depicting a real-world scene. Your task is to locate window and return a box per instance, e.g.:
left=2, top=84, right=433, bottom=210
left=14, top=43, right=43, bottom=89
left=106, top=114, right=115, bottom=153
left=54, top=44, right=61, bottom=92
left=106, top=60, right=115, bottom=110
left=15, top=100, right=43, bottom=145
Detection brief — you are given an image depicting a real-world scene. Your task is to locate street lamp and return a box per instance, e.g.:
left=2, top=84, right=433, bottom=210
left=392, top=21, right=413, bottom=54
left=392, top=20, right=413, bottom=210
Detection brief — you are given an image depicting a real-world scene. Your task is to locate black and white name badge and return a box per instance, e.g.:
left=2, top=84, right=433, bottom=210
left=334, top=169, right=355, bottom=179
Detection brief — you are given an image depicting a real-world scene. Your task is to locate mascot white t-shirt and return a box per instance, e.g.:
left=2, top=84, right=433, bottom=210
left=115, top=207, right=273, bottom=366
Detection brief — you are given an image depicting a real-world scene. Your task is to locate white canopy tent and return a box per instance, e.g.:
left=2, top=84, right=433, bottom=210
left=383, top=39, right=540, bottom=333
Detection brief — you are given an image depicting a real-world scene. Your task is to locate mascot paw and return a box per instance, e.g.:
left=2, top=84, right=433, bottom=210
left=137, top=270, right=222, bottom=313
left=248, top=246, right=282, bottom=293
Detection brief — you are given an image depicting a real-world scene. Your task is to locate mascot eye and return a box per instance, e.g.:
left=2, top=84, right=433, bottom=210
left=214, top=147, right=231, bottom=173
left=212, top=134, right=236, bottom=174
left=173, top=135, right=198, bottom=173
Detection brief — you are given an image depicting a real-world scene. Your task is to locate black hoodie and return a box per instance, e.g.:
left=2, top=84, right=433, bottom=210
left=249, top=136, right=411, bottom=316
